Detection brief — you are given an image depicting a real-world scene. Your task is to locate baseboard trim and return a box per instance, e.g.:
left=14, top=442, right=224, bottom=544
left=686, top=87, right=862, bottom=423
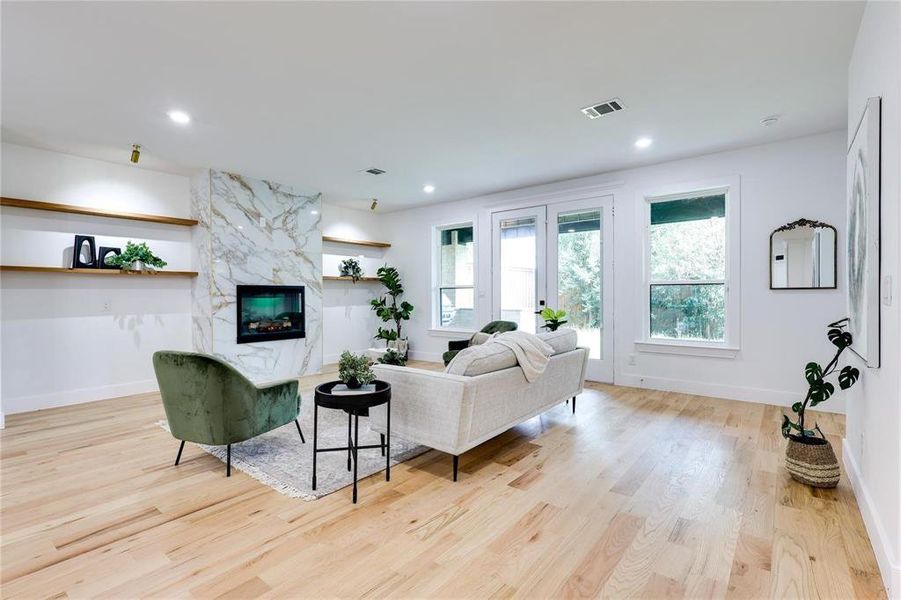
left=843, top=438, right=900, bottom=599
left=614, top=373, right=844, bottom=414
left=408, top=350, right=444, bottom=363
left=3, top=379, right=159, bottom=415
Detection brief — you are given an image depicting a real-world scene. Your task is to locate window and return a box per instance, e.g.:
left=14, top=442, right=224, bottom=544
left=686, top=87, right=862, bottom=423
left=436, top=224, right=475, bottom=329
left=647, top=192, right=727, bottom=343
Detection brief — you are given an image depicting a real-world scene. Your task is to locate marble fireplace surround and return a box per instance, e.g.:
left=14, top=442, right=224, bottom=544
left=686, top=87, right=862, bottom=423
left=191, top=169, right=323, bottom=381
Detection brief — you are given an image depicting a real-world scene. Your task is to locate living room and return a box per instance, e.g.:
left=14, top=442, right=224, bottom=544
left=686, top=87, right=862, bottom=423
left=1, top=1, right=899, bottom=598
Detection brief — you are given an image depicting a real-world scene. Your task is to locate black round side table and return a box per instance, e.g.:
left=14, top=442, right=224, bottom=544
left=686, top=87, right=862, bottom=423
left=312, top=380, right=391, bottom=503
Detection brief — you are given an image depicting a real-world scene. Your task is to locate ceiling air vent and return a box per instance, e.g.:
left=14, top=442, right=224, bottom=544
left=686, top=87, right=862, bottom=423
left=362, top=167, right=386, bottom=175
left=580, top=98, right=625, bottom=120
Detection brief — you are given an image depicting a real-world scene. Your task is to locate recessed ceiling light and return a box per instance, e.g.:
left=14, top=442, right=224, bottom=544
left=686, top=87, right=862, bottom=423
left=167, top=110, right=191, bottom=125
left=635, top=137, right=653, bottom=149
left=423, top=184, right=435, bottom=194
left=310, top=210, right=319, bottom=215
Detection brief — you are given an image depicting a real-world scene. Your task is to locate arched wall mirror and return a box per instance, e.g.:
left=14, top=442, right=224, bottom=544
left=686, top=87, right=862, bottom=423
left=770, top=219, right=837, bottom=290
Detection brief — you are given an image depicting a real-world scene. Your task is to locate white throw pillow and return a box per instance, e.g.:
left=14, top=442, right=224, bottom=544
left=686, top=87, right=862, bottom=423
left=446, top=341, right=517, bottom=376
left=536, top=328, right=578, bottom=355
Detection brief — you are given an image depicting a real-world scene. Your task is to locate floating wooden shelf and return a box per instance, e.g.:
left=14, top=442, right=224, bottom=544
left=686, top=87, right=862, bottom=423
left=0, top=265, right=198, bottom=277
left=323, top=275, right=381, bottom=282
left=322, top=235, right=391, bottom=249
left=1, top=197, right=198, bottom=227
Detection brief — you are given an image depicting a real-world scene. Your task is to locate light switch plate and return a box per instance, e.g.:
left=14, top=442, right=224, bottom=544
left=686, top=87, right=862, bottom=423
left=882, top=275, right=892, bottom=306
left=259, top=216, right=267, bottom=228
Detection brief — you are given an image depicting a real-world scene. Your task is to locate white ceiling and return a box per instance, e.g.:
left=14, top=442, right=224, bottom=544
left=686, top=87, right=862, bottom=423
left=2, top=1, right=863, bottom=211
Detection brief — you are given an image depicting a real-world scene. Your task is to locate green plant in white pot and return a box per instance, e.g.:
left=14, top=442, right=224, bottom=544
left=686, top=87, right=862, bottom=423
left=105, top=241, right=167, bottom=272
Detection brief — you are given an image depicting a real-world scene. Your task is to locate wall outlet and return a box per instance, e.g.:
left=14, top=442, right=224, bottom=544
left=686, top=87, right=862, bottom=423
left=259, top=216, right=267, bottom=228
left=628, top=354, right=637, bottom=366
left=101, top=300, right=111, bottom=313
left=882, top=275, right=892, bottom=306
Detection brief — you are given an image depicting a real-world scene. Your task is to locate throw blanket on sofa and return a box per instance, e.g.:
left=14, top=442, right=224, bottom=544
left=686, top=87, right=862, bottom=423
left=489, top=331, right=554, bottom=382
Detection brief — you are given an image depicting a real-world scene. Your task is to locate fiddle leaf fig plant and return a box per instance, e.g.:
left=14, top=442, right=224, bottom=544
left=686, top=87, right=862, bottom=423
left=782, top=318, right=860, bottom=440
left=538, top=307, right=568, bottom=331
left=105, top=241, right=167, bottom=270
left=370, top=265, right=414, bottom=345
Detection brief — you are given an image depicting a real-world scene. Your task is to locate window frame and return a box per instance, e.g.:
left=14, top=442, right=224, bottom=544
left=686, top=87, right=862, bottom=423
left=431, top=221, right=477, bottom=333
left=637, top=177, right=741, bottom=357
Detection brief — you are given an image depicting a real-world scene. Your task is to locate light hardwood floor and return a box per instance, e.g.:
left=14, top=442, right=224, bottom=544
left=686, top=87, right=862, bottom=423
left=0, top=362, right=886, bottom=599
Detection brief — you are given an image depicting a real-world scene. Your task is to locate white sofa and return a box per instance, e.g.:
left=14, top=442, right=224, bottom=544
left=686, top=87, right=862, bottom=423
left=370, top=329, right=589, bottom=480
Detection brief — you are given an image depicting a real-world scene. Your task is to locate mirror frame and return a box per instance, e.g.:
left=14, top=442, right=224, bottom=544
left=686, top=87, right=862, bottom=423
left=769, top=218, right=838, bottom=290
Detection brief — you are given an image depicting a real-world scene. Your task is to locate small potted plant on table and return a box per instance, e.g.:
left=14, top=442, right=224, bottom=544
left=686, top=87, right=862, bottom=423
left=338, top=351, right=375, bottom=390
left=782, top=318, right=860, bottom=488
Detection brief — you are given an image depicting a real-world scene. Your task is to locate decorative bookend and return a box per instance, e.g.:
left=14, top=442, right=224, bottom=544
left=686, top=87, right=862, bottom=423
left=98, top=246, right=121, bottom=269
left=72, top=235, right=97, bottom=268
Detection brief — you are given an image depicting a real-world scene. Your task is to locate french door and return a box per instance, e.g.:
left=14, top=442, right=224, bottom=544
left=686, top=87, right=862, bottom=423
left=491, top=196, right=613, bottom=382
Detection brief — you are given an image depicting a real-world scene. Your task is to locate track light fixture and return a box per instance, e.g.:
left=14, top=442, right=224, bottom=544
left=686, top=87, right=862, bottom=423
left=370, top=198, right=378, bottom=211
left=130, top=144, right=141, bottom=164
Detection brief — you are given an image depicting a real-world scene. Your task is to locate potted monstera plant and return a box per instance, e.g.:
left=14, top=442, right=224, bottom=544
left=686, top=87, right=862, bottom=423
left=782, top=318, right=860, bottom=488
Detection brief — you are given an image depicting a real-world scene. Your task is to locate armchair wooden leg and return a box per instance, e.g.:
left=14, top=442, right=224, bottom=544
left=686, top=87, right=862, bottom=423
left=174, top=440, right=186, bottom=466
left=294, top=419, right=306, bottom=443
left=226, top=444, right=231, bottom=477
left=453, top=455, right=459, bottom=482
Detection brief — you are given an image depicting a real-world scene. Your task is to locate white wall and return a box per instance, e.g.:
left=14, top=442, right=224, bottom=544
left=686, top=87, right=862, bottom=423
left=844, top=2, right=901, bottom=596
left=320, top=204, right=388, bottom=364
left=383, top=131, right=849, bottom=411
left=0, top=143, right=193, bottom=415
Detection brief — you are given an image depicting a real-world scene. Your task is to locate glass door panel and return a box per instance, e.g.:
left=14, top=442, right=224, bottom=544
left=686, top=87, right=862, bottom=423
left=492, top=207, right=546, bottom=334
left=556, top=210, right=603, bottom=359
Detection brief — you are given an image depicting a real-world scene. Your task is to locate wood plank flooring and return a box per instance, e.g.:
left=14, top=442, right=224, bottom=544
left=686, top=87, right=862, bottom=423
left=0, top=363, right=886, bottom=598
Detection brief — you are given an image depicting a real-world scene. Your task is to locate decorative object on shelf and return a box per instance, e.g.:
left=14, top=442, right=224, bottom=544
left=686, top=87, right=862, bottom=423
left=98, top=246, right=121, bottom=270
left=370, top=265, right=413, bottom=356
left=781, top=318, right=861, bottom=488
left=770, top=218, right=837, bottom=290
left=338, top=351, right=375, bottom=390
left=378, top=348, right=407, bottom=367
left=339, top=258, right=364, bottom=283
left=72, top=235, right=97, bottom=268
left=847, top=96, right=882, bottom=367
left=104, top=241, right=168, bottom=272
left=538, top=307, right=568, bottom=331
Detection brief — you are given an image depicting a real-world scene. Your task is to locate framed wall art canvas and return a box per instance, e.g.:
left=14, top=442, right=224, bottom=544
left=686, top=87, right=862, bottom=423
left=846, top=96, right=881, bottom=368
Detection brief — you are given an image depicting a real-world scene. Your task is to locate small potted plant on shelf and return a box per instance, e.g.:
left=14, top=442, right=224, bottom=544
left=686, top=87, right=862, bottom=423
left=781, top=318, right=860, bottom=488
left=339, top=258, right=364, bottom=283
left=338, top=351, right=375, bottom=389
left=538, top=307, right=568, bottom=331
left=105, top=241, right=168, bottom=272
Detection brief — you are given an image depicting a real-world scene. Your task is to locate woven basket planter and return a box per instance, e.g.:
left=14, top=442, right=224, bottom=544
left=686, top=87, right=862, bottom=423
left=785, top=436, right=840, bottom=488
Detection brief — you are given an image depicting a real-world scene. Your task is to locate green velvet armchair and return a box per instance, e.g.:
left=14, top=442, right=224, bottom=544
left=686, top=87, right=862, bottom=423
left=152, top=351, right=304, bottom=476
left=442, top=320, right=518, bottom=365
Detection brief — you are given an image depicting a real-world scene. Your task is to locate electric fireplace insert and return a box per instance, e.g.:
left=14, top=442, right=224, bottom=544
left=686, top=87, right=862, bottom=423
left=236, top=285, right=305, bottom=344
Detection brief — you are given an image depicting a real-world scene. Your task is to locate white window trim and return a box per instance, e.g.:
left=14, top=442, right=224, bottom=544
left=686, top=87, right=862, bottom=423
left=431, top=220, right=477, bottom=331
left=636, top=176, right=741, bottom=356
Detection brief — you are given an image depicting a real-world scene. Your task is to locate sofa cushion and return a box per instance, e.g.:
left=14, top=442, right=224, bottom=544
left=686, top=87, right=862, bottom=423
left=445, top=340, right=517, bottom=376
left=537, top=328, right=578, bottom=355
left=469, top=331, right=492, bottom=346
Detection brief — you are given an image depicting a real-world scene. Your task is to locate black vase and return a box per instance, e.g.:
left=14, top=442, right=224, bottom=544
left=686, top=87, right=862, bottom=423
left=72, top=235, right=97, bottom=268
left=345, top=377, right=362, bottom=389
left=98, top=247, right=121, bottom=270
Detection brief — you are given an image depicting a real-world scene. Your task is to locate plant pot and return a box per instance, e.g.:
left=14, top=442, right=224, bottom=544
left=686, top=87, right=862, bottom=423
left=388, top=339, right=409, bottom=356
left=123, top=260, right=150, bottom=272
left=344, top=377, right=362, bottom=389
left=785, top=435, right=840, bottom=488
